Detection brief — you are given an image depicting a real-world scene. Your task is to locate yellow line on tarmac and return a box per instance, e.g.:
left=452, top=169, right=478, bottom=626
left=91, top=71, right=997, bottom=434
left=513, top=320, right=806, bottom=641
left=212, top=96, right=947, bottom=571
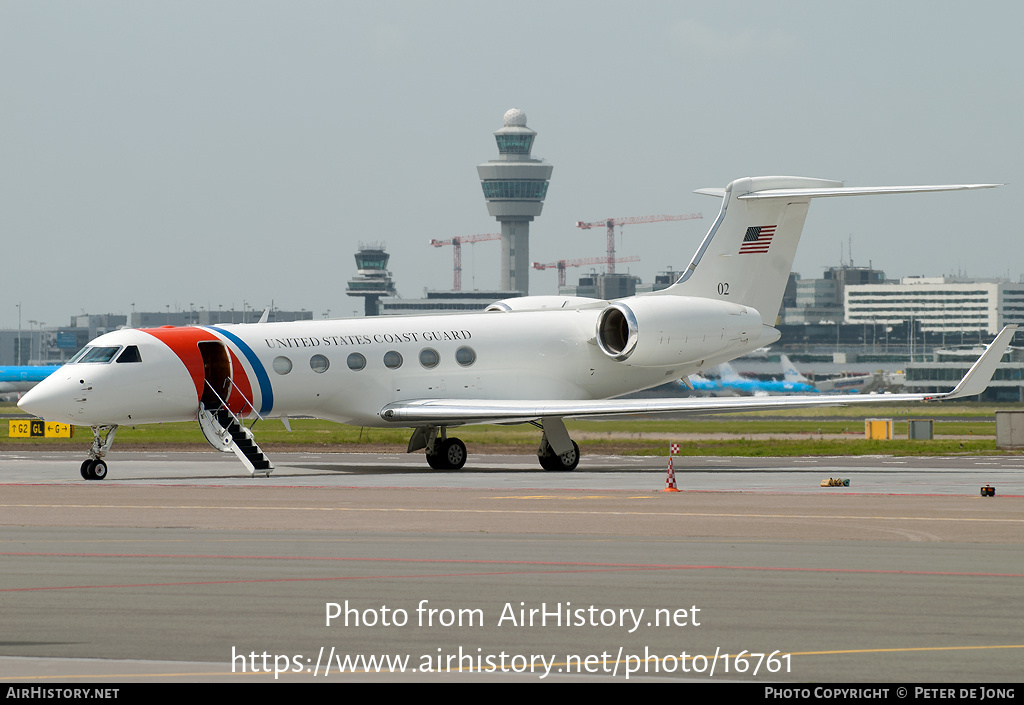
left=789, top=644, right=1024, bottom=656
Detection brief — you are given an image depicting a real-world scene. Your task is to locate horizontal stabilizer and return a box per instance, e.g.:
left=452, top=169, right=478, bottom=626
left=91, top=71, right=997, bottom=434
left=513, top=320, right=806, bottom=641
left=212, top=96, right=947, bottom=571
left=693, top=188, right=726, bottom=198
left=737, top=183, right=1001, bottom=200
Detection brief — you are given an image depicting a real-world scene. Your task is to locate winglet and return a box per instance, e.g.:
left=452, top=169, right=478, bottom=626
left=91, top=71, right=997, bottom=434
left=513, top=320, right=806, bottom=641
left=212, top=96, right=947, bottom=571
left=943, top=325, right=1017, bottom=399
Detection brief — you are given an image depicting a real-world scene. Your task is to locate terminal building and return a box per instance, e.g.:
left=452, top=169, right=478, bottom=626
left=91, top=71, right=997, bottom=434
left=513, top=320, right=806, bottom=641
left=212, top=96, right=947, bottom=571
left=904, top=345, right=1024, bottom=402
left=1, top=308, right=313, bottom=365
left=762, top=267, right=1024, bottom=400
left=781, top=265, right=886, bottom=326
left=0, top=314, right=127, bottom=366
left=557, top=268, right=681, bottom=299
left=560, top=272, right=639, bottom=300
left=130, top=308, right=312, bottom=328
left=844, top=276, right=1024, bottom=337
left=778, top=266, right=1024, bottom=351
left=379, top=290, right=521, bottom=315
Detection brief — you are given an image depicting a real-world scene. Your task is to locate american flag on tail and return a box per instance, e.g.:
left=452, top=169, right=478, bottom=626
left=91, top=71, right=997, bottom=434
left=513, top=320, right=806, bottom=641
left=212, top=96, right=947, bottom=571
left=738, top=225, right=776, bottom=254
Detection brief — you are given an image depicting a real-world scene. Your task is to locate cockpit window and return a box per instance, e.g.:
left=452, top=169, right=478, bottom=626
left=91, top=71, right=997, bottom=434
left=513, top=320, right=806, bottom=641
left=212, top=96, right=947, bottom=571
left=72, top=346, right=122, bottom=364
left=67, top=347, right=91, bottom=364
left=116, top=346, right=142, bottom=363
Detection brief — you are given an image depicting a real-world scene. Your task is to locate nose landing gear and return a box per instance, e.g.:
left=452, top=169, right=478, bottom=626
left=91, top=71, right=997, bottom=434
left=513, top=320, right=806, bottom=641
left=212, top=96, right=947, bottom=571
left=80, top=458, right=108, bottom=480
left=80, top=425, right=117, bottom=481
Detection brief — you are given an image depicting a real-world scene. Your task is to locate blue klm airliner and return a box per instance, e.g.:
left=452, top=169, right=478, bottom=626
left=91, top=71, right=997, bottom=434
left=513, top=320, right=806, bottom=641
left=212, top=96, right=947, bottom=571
left=0, top=365, right=61, bottom=395
left=683, top=358, right=818, bottom=395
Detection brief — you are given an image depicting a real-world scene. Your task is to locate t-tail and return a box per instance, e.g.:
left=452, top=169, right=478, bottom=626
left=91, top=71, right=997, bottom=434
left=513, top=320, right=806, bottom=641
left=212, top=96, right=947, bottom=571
left=659, top=176, right=1000, bottom=325
left=716, top=361, right=744, bottom=385
left=780, top=355, right=809, bottom=385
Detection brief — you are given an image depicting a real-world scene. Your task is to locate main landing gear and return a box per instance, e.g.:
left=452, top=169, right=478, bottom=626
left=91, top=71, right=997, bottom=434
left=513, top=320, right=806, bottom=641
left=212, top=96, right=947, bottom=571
left=409, top=426, right=468, bottom=470
left=537, top=438, right=580, bottom=472
left=533, top=417, right=580, bottom=471
left=80, top=425, right=117, bottom=480
left=427, top=436, right=467, bottom=470
left=409, top=424, right=468, bottom=467
left=408, top=419, right=580, bottom=472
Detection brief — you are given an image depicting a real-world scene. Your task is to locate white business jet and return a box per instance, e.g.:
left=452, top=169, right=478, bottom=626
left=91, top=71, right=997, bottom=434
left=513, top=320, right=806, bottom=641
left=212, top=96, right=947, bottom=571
left=18, top=176, right=1011, bottom=480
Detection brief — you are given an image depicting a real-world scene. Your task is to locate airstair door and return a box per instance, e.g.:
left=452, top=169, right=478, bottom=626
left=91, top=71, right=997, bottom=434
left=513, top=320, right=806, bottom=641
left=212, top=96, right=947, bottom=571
left=199, top=341, right=232, bottom=409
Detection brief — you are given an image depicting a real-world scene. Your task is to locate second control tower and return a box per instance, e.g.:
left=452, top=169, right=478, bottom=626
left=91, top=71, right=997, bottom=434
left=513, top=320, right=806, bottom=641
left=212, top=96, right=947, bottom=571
left=477, top=108, right=553, bottom=294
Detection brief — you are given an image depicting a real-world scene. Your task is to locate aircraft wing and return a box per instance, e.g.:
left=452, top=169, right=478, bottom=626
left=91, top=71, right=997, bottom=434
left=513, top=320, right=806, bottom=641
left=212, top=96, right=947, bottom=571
left=380, top=325, right=1016, bottom=426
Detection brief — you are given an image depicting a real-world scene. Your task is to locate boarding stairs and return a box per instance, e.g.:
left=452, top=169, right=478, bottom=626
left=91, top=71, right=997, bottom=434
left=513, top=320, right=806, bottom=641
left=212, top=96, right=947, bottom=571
left=198, top=381, right=274, bottom=476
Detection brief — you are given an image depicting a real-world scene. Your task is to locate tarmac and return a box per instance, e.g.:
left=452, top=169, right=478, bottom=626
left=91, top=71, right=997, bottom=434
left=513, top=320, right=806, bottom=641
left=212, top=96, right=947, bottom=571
left=1, top=449, right=1022, bottom=683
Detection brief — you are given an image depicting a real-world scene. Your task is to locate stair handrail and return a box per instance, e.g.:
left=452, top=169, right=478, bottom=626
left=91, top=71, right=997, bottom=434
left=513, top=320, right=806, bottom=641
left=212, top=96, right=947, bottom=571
left=228, top=378, right=265, bottom=422
left=203, top=379, right=266, bottom=425
left=202, top=379, right=231, bottom=416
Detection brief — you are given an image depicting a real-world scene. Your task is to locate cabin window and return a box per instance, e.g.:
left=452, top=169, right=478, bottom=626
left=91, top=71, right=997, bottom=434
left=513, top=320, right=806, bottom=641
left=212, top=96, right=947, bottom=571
left=310, top=354, right=329, bottom=373
left=347, top=353, right=366, bottom=371
left=383, top=351, right=403, bottom=369
left=116, top=346, right=142, bottom=363
left=272, top=356, right=293, bottom=375
left=419, top=348, right=440, bottom=369
left=455, top=346, right=476, bottom=367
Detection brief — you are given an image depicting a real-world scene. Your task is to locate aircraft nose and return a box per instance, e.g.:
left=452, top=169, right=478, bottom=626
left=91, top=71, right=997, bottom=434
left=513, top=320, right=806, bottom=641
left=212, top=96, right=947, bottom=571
left=17, top=375, right=75, bottom=423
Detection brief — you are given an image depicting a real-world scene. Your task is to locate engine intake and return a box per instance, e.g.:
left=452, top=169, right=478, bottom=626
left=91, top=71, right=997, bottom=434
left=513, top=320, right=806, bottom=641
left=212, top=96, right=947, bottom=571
left=596, top=304, right=638, bottom=361
left=595, top=296, right=761, bottom=367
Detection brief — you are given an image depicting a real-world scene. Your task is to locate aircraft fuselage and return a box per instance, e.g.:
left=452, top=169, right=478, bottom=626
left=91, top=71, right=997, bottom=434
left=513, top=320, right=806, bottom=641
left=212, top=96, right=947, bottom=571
left=22, top=297, right=765, bottom=429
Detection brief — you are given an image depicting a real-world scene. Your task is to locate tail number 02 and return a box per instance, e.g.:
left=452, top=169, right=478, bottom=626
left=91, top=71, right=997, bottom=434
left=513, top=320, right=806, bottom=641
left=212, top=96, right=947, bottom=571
left=717, top=282, right=729, bottom=295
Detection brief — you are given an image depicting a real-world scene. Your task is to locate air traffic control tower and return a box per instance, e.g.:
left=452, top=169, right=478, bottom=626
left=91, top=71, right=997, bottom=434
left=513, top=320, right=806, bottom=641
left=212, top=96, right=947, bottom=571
left=477, top=108, right=553, bottom=294
left=346, top=242, right=397, bottom=316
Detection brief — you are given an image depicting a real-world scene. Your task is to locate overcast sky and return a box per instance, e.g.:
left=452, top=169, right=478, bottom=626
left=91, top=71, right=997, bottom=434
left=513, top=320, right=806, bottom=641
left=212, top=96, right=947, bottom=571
left=2, top=1, right=1021, bottom=329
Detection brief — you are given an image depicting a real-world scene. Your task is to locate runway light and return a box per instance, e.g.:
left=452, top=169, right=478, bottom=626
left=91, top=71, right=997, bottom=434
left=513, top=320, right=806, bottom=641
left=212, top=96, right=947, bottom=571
left=981, top=485, right=996, bottom=497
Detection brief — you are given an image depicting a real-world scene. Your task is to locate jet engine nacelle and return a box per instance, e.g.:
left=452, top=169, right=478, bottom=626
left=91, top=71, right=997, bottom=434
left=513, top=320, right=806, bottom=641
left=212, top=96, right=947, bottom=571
left=485, top=295, right=603, bottom=312
left=595, top=295, right=762, bottom=367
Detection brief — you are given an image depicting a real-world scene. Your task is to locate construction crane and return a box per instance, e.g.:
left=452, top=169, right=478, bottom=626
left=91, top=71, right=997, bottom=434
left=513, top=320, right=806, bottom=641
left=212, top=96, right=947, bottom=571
left=575, top=213, right=703, bottom=274
left=533, top=255, right=641, bottom=287
left=429, top=233, right=501, bottom=291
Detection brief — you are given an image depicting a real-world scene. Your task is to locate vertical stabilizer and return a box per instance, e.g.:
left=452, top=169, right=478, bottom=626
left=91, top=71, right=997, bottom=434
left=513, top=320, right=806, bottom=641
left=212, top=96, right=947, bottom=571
left=716, top=361, right=744, bottom=384
left=780, top=354, right=809, bottom=384
left=663, top=176, right=840, bottom=324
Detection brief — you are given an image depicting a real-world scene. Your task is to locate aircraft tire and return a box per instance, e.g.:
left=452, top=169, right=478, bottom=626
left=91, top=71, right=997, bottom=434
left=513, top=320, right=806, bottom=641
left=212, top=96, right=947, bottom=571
left=81, top=459, right=93, bottom=480
left=539, top=441, right=580, bottom=472
left=441, top=438, right=467, bottom=470
left=426, top=451, right=447, bottom=470
left=90, top=459, right=108, bottom=480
